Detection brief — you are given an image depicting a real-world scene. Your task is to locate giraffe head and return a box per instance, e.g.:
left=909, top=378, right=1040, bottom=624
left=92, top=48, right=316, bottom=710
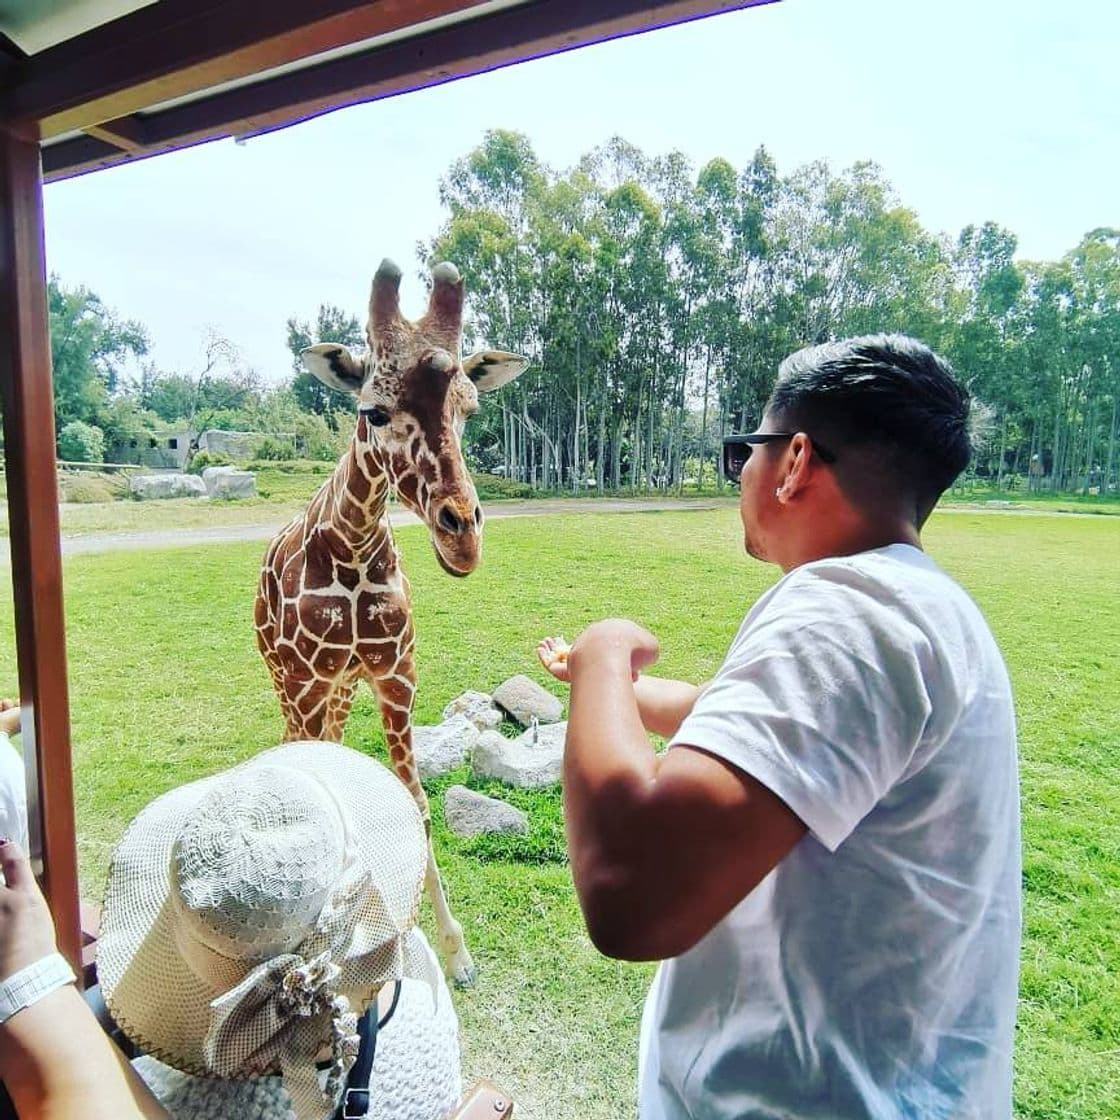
left=302, top=259, right=528, bottom=576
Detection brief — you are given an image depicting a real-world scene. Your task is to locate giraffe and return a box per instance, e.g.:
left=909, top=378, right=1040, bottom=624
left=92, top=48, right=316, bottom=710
left=254, top=258, right=528, bottom=985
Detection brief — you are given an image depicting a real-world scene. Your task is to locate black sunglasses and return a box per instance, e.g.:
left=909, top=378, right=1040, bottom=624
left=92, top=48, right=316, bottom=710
left=722, top=432, right=838, bottom=483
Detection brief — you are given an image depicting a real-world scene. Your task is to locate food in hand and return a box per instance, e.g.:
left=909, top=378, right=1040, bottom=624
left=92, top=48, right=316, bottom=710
left=540, top=636, right=571, bottom=669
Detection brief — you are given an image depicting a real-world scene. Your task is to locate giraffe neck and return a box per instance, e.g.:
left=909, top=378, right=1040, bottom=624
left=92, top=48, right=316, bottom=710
left=312, top=419, right=398, bottom=562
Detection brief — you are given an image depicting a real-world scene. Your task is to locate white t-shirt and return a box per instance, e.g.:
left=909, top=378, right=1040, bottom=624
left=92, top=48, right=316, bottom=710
left=0, top=731, right=29, bottom=851
left=639, top=544, right=1021, bottom=1120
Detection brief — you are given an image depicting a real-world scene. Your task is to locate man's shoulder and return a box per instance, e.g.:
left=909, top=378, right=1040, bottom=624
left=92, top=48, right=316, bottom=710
left=748, top=545, right=1002, bottom=683
left=778, top=545, right=979, bottom=623
left=759, top=545, right=943, bottom=623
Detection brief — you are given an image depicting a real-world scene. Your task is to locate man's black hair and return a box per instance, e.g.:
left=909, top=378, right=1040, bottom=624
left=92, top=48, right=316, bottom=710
left=766, top=334, right=972, bottom=514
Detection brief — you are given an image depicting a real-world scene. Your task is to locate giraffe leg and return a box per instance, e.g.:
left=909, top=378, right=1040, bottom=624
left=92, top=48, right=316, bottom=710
left=281, top=677, right=345, bottom=742
left=370, top=668, right=476, bottom=987
left=321, top=679, right=357, bottom=742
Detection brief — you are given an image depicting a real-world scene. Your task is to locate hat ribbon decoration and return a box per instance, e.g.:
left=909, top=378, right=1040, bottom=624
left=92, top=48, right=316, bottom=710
left=200, top=862, right=434, bottom=1120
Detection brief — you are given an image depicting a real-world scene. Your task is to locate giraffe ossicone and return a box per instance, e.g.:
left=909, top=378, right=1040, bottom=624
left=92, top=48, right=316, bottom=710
left=255, top=259, right=528, bottom=986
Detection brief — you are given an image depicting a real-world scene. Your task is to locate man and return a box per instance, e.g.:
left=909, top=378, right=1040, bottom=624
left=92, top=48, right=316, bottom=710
left=539, top=335, right=1021, bottom=1119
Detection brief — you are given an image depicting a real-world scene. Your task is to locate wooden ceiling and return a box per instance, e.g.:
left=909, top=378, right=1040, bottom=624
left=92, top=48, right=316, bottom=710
left=0, top=0, right=776, bottom=183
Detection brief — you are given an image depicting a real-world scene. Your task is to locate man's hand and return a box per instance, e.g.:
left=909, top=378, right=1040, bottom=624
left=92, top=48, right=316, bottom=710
left=537, top=636, right=572, bottom=683
left=569, top=619, right=660, bottom=682
left=0, top=839, right=59, bottom=981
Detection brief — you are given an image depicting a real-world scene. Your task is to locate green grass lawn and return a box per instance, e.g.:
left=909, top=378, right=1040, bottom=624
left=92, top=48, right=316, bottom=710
left=0, top=509, right=1116, bottom=1118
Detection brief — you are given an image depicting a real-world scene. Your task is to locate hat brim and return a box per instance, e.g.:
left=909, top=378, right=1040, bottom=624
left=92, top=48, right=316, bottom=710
left=98, top=741, right=429, bottom=1075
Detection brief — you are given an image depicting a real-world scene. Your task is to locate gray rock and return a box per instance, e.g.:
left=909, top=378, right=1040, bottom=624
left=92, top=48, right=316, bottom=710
left=200, top=465, right=236, bottom=495
left=491, top=675, right=563, bottom=727
left=208, top=469, right=257, bottom=500
left=443, top=786, right=528, bottom=838
left=413, top=715, right=480, bottom=780
left=471, top=722, right=567, bottom=789
left=442, top=690, right=503, bottom=732
left=129, top=473, right=207, bottom=500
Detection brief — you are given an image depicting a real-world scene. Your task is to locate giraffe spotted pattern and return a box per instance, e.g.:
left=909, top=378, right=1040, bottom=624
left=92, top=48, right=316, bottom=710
left=255, top=259, right=528, bottom=986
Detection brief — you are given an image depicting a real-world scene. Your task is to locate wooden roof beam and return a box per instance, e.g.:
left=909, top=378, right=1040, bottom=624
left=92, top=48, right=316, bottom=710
left=1, top=0, right=503, bottom=140
left=42, top=0, right=776, bottom=183
left=83, top=115, right=148, bottom=154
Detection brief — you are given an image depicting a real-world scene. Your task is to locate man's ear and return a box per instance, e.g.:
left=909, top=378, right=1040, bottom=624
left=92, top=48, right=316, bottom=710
left=462, top=350, right=530, bottom=393
left=301, top=343, right=365, bottom=396
left=780, top=432, right=816, bottom=499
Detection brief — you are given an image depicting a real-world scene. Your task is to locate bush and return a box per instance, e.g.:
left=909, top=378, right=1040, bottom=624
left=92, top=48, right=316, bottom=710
left=187, top=451, right=233, bottom=474
left=473, top=473, right=533, bottom=500
left=253, top=437, right=297, bottom=461
left=58, top=421, right=105, bottom=464
left=59, top=474, right=120, bottom=503
left=254, top=459, right=334, bottom=475
left=291, top=411, right=347, bottom=461
left=252, top=463, right=334, bottom=502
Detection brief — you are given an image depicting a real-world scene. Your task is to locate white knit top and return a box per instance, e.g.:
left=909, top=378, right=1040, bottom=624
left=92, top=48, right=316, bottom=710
left=133, top=936, right=462, bottom=1120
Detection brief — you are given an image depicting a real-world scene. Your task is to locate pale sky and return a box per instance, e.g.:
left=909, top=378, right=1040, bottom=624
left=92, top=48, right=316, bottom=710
left=42, top=0, right=1119, bottom=386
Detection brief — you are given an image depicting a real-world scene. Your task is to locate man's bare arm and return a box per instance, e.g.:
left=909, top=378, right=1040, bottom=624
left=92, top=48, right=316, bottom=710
left=632, top=675, right=706, bottom=739
left=562, top=621, right=806, bottom=962
left=538, top=635, right=704, bottom=738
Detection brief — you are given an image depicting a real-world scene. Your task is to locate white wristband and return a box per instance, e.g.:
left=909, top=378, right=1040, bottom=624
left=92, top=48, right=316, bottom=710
left=0, top=952, right=76, bottom=1025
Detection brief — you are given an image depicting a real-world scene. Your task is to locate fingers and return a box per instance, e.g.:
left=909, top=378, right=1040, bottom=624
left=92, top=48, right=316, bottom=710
left=537, top=636, right=572, bottom=682
left=0, top=837, right=33, bottom=891
left=0, top=706, right=21, bottom=736
left=537, top=637, right=570, bottom=665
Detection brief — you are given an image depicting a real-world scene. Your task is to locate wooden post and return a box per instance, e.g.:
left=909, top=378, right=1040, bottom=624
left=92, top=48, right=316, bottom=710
left=0, top=127, right=82, bottom=975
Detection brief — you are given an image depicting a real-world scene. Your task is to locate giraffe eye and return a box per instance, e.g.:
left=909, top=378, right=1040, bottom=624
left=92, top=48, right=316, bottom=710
left=362, top=406, right=391, bottom=427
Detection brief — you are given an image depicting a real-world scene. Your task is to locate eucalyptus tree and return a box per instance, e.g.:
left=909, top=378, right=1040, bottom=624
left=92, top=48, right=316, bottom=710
left=1061, top=228, right=1120, bottom=491
left=948, top=223, right=1026, bottom=484
left=285, top=304, right=363, bottom=423
left=417, top=134, right=1117, bottom=497
left=47, top=276, right=148, bottom=438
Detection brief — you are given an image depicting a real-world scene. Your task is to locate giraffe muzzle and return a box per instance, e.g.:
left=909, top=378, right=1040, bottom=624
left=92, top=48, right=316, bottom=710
left=431, top=499, right=482, bottom=576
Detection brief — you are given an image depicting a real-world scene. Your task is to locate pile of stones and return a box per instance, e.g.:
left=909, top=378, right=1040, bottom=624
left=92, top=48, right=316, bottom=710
left=416, top=676, right=565, bottom=840
left=128, top=466, right=256, bottom=500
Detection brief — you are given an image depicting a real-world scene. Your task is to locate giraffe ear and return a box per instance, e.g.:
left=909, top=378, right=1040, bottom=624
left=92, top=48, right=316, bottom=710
left=302, top=343, right=365, bottom=396
left=463, top=350, right=530, bottom=393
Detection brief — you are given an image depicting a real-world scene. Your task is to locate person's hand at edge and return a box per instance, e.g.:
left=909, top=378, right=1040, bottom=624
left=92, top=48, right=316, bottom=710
left=0, top=700, right=21, bottom=739
left=0, top=837, right=56, bottom=981
left=0, top=838, right=171, bottom=1120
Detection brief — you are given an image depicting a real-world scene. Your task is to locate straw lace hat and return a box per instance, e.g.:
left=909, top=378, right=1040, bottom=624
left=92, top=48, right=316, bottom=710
left=98, top=741, right=440, bottom=1120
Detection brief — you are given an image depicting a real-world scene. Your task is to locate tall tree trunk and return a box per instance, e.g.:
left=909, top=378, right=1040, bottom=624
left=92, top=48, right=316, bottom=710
left=1080, top=398, right=1094, bottom=494
left=595, top=401, right=606, bottom=492
left=525, top=401, right=537, bottom=488
left=698, top=345, right=712, bottom=488
left=673, top=356, right=687, bottom=492
left=1105, top=392, right=1118, bottom=497
left=612, top=418, right=624, bottom=490
left=996, top=415, right=1008, bottom=490
left=1051, top=391, right=1063, bottom=492
left=572, top=369, right=582, bottom=493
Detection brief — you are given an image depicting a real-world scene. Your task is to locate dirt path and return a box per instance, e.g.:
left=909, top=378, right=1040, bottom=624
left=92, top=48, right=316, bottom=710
left=0, top=497, right=1111, bottom=560
left=54, top=498, right=736, bottom=556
